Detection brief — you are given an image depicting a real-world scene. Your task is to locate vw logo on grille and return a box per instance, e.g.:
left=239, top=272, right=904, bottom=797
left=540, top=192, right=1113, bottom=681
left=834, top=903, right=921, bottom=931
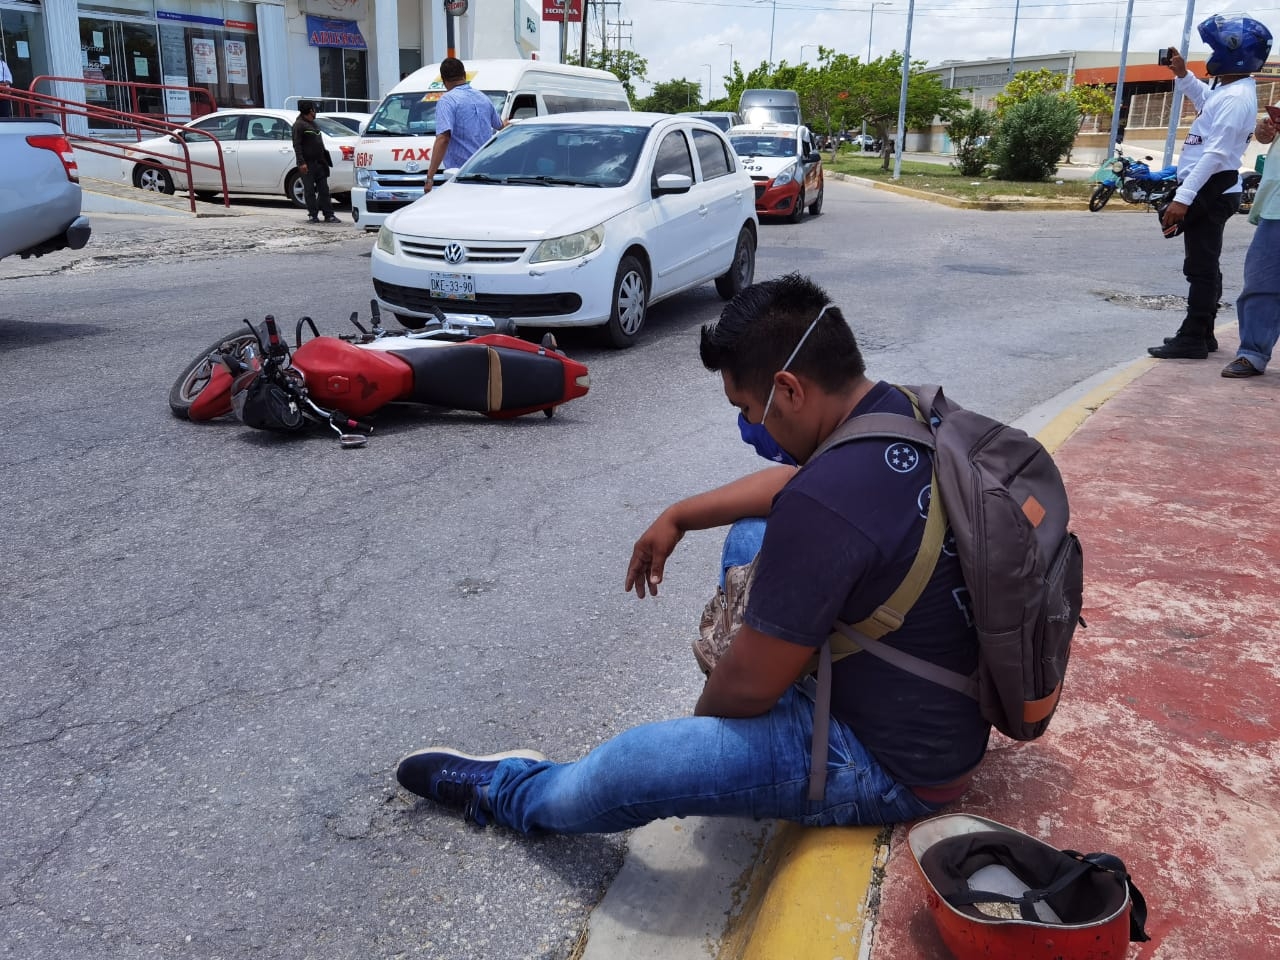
left=443, top=243, right=468, bottom=265
left=404, top=160, right=421, bottom=173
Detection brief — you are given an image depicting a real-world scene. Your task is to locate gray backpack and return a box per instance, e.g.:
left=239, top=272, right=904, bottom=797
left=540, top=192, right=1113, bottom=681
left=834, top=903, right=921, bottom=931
left=804, top=385, right=1084, bottom=801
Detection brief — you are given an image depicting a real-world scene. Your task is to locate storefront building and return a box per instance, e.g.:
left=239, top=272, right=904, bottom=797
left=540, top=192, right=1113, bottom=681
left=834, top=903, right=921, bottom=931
left=0, top=0, right=540, bottom=129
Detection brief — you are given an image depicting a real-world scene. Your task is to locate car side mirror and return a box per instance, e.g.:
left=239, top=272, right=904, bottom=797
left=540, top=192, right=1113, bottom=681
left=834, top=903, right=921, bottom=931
left=168, top=133, right=184, bottom=144
left=653, top=172, right=693, bottom=196
left=804, top=151, right=821, bottom=163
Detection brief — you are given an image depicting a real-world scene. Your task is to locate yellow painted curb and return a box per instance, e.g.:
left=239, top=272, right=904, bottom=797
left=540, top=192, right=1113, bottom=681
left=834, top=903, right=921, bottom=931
left=1034, top=359, right=1156, bottom=453
left=721, top=823, right=883, bottom=960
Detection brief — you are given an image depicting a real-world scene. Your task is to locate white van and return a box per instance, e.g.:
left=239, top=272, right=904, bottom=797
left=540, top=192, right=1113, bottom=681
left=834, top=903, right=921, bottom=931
left=351, top=59, right=630, bottom=230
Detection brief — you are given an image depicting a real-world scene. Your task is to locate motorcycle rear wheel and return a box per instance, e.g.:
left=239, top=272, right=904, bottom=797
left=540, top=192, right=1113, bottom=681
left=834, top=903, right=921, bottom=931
left=1088, top=182, right=1115, bottom=212
left=168, top=329, right=260, bottom=419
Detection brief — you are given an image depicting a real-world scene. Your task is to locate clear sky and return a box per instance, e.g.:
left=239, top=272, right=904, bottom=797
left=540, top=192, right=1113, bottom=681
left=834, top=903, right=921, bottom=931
left=538, top=0, right=1280, bottom=99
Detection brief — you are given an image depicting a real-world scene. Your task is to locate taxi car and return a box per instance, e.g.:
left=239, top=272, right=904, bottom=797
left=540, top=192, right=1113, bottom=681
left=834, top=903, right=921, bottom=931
left=121, top=108, right=359, bottom=208
left=370, top=113, right=758, bottom=348
left=727, top=122, right=824, bottom=222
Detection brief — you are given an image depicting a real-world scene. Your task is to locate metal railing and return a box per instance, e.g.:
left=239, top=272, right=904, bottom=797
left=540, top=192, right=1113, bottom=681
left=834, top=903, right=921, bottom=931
left=1, top=79, right=230, bottom=213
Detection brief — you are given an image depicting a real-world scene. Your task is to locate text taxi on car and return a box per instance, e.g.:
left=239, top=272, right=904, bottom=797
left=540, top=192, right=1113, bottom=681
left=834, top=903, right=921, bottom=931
left=350, top=59, right=630, bottom=231
left=727, top=122, right=825, bottom=223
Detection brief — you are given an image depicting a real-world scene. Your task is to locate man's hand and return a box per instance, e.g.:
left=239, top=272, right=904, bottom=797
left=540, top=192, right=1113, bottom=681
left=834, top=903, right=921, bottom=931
left=1161, top=199, right=1189, bottom=235
left=1166, top=47, right=1188, bottom=79
left=625, top=511, right=684, bottom=599
left=1257, top=114, right=1278, bottom=145
left=299, top=162, right=308, bottom=174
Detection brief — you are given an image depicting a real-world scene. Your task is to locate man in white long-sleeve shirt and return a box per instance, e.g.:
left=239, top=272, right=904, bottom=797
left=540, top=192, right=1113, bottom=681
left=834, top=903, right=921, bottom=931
left=1149, top=14, right=1272, bottom=360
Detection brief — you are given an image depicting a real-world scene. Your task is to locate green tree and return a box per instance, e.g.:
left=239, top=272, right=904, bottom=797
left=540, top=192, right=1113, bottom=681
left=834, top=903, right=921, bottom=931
left=566, top=48, right=649, bottom=103
left=993, top=68, right=1066, bottom=117
left=992, top=94, right=1081, bottom=181
left=635, top=78, right=703, bottom=114
left=948, top=106, right=995, bottom=176
left=842, top=53, right=969, bottom=170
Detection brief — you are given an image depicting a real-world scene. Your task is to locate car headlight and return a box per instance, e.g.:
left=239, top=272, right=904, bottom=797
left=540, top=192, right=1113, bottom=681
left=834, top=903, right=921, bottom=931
left=376, top=225, right=397, bottom=255
left=356, top=168, right=372, bottom=187
left=773, top=163, right=798, bottom=186
left=1111, top=160, right=1126, bottom=175
left=529, top=225, right=605, bottom=264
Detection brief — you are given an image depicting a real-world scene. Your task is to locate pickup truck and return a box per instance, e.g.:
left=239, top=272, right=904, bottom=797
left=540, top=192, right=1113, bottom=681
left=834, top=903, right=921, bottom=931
left=0, top=118, right=91, bottom=260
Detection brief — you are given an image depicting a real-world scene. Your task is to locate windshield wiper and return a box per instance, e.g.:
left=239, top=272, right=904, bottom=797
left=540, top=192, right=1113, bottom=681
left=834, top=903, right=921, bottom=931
left=506, top=176, right=602, bottom=187
left=364, top=129, right=414, bottom=137
left=453, top=173, right=506, bottom=183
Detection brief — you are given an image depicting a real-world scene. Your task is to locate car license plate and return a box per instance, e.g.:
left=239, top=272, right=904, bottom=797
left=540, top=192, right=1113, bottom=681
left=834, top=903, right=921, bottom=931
left=428, top=272, right=475, bottom=301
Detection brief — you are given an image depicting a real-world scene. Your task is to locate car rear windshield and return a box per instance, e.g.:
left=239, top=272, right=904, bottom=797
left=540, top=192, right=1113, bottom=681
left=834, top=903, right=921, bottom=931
left=729, top=135, right=797, bottom=159
left=315, top=117, right=357, bottom=138
left=364, top=89, right=506, bottom=136
left=459, top=123, right=650, bottom=187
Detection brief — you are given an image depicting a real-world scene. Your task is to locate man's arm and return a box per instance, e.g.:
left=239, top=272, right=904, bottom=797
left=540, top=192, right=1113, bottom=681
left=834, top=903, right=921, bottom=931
left=1173, top=93, right=1255, bottom=206
left=695, top=623, right=813, bottom=717
left=424, top=131, right=450, bottom=192
left=624, top=465, right=795, bottom=598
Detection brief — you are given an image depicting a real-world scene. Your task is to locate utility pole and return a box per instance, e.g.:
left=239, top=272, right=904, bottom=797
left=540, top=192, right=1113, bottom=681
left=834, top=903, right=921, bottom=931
left=579, top=0, right=589, bottom=65
left=597, top=0, right=620, bottom=59
left=607, top=19, right=633, bottom=53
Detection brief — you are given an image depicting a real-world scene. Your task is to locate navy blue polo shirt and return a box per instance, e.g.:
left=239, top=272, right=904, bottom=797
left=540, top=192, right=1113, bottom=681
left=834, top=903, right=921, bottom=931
left=743, top=381, right=989, bottom=786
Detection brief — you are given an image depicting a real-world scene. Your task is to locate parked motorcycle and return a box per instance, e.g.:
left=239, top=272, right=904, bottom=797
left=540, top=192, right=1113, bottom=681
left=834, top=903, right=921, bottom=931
left=169, top=302, right=591, bottom=447
left=1088, top=147, right=1179, bottom=212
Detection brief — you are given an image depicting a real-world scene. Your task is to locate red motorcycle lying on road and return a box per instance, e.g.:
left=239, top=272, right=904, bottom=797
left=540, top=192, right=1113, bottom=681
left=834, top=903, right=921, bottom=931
left=169, top=303, right=591, bottom=447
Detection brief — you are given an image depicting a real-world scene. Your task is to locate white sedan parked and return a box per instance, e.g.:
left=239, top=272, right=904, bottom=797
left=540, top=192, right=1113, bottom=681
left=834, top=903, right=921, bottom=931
left=121, top=108, right=358, bottom=208
left=370, top=112, right=758, bottom=347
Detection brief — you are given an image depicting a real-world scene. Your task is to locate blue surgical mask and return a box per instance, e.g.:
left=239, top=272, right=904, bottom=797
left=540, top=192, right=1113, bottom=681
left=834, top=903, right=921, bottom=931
left=737, top=304, right=832, bottom=466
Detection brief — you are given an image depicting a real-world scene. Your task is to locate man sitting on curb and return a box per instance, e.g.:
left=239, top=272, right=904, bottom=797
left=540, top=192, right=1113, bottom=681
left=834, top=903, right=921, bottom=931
left=395, top=274, right=989, bottom=833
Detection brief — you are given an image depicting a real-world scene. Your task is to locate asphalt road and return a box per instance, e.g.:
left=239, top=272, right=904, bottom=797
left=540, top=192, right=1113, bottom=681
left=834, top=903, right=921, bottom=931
left=0, top=181, right=1252, bottom=960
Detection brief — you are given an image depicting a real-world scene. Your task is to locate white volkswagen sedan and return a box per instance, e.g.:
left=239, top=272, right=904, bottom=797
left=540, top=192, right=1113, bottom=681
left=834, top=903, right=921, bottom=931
left=369, top=113, right=758, bottom=347
left=121, top=108, right=358, bottom=208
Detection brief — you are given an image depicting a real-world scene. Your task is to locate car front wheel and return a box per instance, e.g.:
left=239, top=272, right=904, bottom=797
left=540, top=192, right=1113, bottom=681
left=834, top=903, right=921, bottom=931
left=134, top=164, right=175, bottom=194
left=606, top=255, right=648, bottom=349
left=789, top=186, right=806, bottom=224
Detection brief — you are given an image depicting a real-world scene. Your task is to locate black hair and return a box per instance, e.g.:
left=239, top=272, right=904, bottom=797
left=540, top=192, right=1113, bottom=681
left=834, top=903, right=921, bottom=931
left=699, top=272, right=865, bottom=397
left=297, top=99, right=316, bottom=115
left=440, top=57, right=466, bottom=81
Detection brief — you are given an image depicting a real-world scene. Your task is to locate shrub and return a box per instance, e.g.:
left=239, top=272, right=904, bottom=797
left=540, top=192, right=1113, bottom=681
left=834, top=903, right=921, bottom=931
left=949, top=107, right=995, bottom=177
left=993, top=94, right=1081, bottom=181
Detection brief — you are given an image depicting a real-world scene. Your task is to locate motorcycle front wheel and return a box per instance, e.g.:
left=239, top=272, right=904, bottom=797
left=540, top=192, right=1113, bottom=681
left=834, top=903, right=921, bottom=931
left=168, top=329, right=260, bottom=419
left=1088, top=182, right=1115, bottom=212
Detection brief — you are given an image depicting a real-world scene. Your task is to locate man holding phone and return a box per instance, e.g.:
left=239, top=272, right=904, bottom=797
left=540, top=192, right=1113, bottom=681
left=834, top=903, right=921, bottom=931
left=1221, top=104, right=1280, bottom=377
left=1148, top=15, right=1272, bottom=361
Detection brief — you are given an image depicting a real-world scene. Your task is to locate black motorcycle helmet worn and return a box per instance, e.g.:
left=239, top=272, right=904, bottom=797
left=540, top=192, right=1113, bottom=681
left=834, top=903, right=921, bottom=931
left=1198, top=14, right=1272, bottom=75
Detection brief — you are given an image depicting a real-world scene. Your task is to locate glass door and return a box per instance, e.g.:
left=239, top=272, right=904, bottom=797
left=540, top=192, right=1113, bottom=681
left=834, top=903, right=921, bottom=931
left=1, top=5, right=49, bottom=94
left=79, top=16, right=160, bottom=125
left=318, top=46, right=368, bottom=112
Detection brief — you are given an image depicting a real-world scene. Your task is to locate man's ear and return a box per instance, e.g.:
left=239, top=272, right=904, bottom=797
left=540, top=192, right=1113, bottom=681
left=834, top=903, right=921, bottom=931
left=772, top=371, right=805, bottom=411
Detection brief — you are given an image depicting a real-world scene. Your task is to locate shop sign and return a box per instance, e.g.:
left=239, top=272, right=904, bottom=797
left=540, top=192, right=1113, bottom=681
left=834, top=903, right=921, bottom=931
left=304, top=15, right=367, bottom=50
left=542, top=0, right=582, bottom=22
left=157, top=11, right=257, bottom=31
left=444, top=0, right=468, bottom=15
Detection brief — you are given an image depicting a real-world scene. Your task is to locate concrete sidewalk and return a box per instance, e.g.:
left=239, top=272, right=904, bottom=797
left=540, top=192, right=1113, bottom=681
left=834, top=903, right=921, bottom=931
left=869, top=326, right=1280, bottom=958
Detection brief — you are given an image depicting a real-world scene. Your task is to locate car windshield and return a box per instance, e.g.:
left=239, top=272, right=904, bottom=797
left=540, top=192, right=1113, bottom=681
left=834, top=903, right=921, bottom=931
left=315, top=117, right=355, bottom=138
left=364, top=89, right=506, bottom=136
left=454, top=123, right=650, bottom=187
left=729, top=135, right=797, bottom=159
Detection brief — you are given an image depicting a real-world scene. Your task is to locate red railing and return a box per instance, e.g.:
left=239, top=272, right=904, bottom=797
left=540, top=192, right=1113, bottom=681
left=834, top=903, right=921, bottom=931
left=0, top=77, right=229, bottom=213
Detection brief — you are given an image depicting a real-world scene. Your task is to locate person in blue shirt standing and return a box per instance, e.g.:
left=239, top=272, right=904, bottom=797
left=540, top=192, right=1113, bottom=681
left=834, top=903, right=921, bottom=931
left=1222, top=105, right=1280, bottom=377
left=423, top=58, right=504, bottom=194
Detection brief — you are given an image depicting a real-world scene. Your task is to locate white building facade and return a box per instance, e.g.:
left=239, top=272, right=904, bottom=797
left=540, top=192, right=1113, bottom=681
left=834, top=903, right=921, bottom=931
left=0, top=0, right=540, bottom=123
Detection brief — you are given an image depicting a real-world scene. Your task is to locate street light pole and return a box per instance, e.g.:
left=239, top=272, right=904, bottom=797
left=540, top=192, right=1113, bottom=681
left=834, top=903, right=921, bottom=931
left=702, top=63, right=713, bottom=104
left=719, top=41, right=734, bottom=101
left=892, top=0, right=915, bottom=180
left=862, top=2, right=892, bottom=151
left=769, top=0, right=777, bottom=67
left=1006, top=0, right=1021, bottom=82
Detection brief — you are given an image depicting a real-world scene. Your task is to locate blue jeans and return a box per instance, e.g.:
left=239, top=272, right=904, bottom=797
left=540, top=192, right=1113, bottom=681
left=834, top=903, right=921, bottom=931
left=482, top=686, right=938, bottom=834
left=482, top=519, right=937, bottom=834
left=1236, top=218, right=1280, bottom=372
